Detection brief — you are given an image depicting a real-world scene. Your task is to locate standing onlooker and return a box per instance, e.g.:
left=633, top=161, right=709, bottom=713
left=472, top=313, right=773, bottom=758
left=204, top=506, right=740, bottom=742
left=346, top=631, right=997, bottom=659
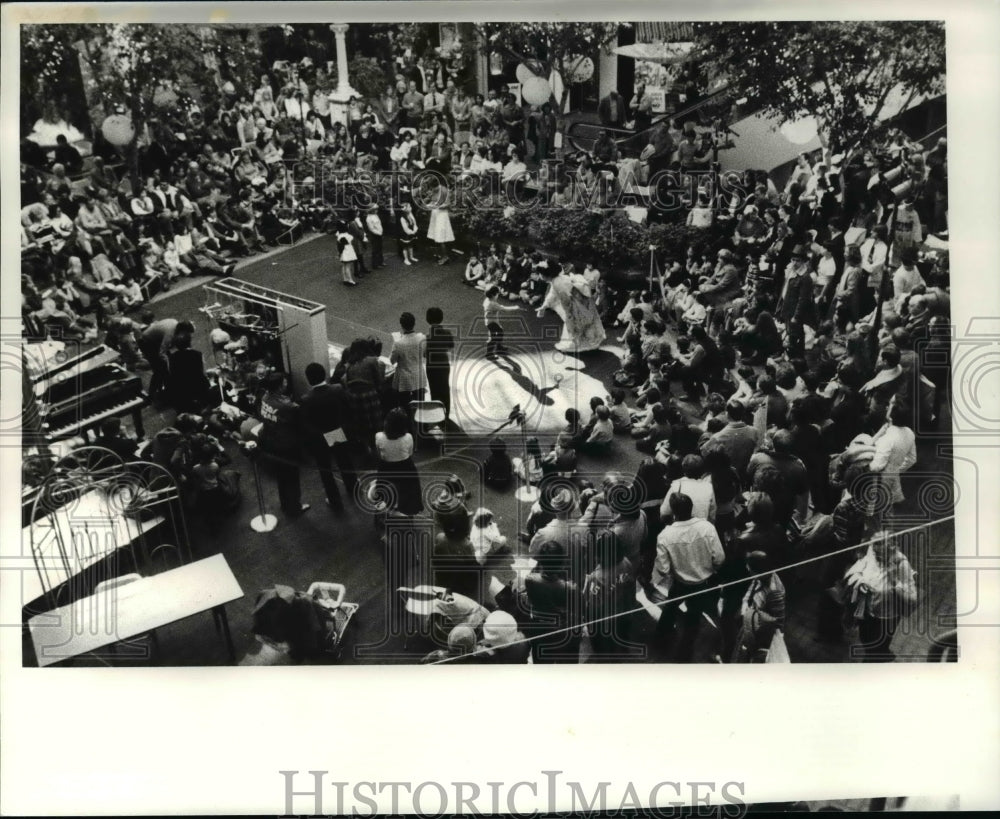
left=335, top=221, right=358, bottom=286
left=425, top=307, right=455, bottom=423
left=257, top=372, right=310, bottom=518
left=426, top=183, right=455, bottom=265
left=300, top=362, right=356, bottom=512
left=598, top=89, right=626, bottom=128
left=364, top=203, right=385, bottom=269
left=396, top=201, right=419, bottom=266
left=389, top=312, right=426, bottom=408
left=840, top=533, right=917, bottom=661
left=166, top=330, right=210, bottom=414
left=348, top=210, right=370, bottom=276
left=651, top=492, right=726, bottom=662
left=730, top=551, right=787, bottom=662
left=138, top=314, right=191, bottom=403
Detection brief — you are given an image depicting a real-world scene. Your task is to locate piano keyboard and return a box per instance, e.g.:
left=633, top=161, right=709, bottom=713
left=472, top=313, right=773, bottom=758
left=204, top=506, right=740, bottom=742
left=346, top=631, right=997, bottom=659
left=42, top=395, right=147, bottom=441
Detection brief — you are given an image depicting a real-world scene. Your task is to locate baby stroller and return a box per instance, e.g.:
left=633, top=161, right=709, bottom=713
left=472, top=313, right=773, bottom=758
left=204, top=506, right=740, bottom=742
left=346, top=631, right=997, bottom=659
left=245, top=582, right=359, bottom=663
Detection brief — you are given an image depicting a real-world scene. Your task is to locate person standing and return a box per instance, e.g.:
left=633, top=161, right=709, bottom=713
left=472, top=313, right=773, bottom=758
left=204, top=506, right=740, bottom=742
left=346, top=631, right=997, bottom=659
left=348, top=210, right=370, bottom=276
left=166, top=331, right=210, bottom=414
left=426, top=183, right=455, bottom=265
left=300, top=362, right=356, bottom=513
left=483, top=285, right=522, bottom=359
left=389, top=312, right=426, bottom=408
left=335, top=221, right=358, bottom=286
left=257, top=372, right=310, bottom=518
left=840, top=533, right=917, bottom=661
left=396, top=201, right=419, bottom=266
left=138, top=315, right=192, bottom=403
left=598, top=89, right=626, bottom=128
left=651, top=492, right=726, bottom=662
left=364, top=203, right=385, bottom=269
left=425, top=307, right=455, bottom=423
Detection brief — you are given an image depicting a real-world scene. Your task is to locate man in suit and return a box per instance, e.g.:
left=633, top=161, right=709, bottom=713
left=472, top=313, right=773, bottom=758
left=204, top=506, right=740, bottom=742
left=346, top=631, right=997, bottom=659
left=347, top=209, right=370, bottom=275
left=166, top=331, right=210, bottom=414
left=300, top=362, right=356, bottom=512
left=425, top=307, right=455, bottom=423
left=390, top=312, right=426, bottom=409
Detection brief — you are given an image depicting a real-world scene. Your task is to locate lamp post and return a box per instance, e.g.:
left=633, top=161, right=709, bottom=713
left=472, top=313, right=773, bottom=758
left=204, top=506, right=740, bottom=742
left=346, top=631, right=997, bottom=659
left=328, top=23, right=360, bottom=130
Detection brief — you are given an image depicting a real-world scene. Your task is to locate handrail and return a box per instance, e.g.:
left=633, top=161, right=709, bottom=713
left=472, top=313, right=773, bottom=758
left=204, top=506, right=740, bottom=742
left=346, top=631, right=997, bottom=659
left=564, top=85, right=736, bottom=158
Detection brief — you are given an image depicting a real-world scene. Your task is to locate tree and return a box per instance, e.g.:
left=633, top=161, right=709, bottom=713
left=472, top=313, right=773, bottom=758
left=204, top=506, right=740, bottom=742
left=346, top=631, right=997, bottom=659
left=692, top=21, right=946, bottom=152
left=475, top=22, right=623, bottom=114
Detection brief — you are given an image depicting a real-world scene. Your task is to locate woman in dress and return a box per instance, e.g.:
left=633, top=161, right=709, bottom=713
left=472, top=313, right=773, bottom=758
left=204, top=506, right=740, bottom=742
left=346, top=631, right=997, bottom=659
left=396, top=201, right=419, bottom=265
left=375, top=408, right=424, bottom=517
left=536, top=261, right=607, bottom=353
left=335, top=221, right=358, bottom=286
left=426, top=182, right=455, bottom=265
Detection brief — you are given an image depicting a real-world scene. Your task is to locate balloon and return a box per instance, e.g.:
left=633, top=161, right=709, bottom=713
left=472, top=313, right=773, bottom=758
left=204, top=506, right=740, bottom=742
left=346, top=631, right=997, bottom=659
left=101, top=114, right=135, bottom=147
left=779, top=116, right=819, bottom=145
left=515, top=62, right=537, bottom=83
left=521, top=75, right=552, bottom=106
left=565, top=55, right=594, bottom=84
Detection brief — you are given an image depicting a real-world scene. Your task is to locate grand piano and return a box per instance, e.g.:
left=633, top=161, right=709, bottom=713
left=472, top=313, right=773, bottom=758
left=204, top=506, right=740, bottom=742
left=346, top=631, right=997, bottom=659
left=28, top=344, right=148, bottom=442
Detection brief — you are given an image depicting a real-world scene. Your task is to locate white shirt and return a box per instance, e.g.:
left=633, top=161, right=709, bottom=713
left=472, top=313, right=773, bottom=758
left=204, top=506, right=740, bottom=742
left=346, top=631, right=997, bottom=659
left=870, top=422, right=917, bottom=503
left=365, top=213, right=383, bottom=236
left=653, top=518, right=725, bottom=592
left=661, top=477, right=717, bottom=523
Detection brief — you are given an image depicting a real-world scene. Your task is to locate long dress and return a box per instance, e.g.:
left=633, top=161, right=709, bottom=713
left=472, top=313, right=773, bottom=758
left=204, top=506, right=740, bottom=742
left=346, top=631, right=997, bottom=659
left=540, top=272, right=606, bottom=353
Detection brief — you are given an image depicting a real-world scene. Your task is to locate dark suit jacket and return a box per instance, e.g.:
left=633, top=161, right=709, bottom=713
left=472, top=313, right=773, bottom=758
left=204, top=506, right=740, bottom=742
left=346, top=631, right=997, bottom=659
left=167, top=348, right=209, bottom=413
left=299, top=382, right=349, bottom=444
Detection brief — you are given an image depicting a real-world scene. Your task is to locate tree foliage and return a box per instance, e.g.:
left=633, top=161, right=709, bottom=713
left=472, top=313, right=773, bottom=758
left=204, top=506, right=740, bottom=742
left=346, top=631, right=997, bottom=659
left=476, top=22, right=623, bottom=110
left=692, top=21, right=946, bottom=151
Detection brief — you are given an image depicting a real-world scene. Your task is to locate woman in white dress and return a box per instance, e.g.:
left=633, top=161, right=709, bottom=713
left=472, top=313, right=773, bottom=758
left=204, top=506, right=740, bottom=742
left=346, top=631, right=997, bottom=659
left=426, top=183, right=455, bottom=265
left=536, top=262, right=607, bottom=353
left=335, top=221, right=358, bottom=286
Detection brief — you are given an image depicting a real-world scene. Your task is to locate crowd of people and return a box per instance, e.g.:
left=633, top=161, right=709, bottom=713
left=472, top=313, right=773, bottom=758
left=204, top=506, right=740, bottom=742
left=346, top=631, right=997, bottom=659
left=21, top=34, right=950, bottom=665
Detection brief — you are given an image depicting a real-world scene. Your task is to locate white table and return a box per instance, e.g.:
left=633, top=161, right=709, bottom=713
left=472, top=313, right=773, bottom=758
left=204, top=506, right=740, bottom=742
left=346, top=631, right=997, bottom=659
left=28, top=554, right=244, bottom=667
left=22, top=487, right=166, bottom=607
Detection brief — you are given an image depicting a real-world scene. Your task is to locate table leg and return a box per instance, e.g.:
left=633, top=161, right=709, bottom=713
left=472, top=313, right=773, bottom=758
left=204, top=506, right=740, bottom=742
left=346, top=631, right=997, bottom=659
left=215, top=605, right=236, bottom=663
left=131, top=407, right=146, bottom=440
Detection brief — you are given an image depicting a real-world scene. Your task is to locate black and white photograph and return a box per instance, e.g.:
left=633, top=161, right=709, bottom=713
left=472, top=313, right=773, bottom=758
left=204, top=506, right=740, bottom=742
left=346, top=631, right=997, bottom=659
left=1, top=1, right=997, bottom=815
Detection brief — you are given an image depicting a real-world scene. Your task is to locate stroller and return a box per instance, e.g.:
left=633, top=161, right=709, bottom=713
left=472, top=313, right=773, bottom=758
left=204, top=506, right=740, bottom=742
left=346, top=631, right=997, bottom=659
left=245, top=582, right=359, bottom=663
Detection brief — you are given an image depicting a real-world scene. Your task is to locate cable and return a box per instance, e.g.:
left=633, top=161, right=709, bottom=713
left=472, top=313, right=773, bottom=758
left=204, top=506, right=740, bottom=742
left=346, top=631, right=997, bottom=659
left=427, top=515, right=955, bottom=664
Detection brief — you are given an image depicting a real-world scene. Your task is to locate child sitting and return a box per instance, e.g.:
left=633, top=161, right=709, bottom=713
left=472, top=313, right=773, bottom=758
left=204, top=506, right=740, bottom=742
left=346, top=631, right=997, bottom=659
left=615, top=290, right=642, bottom=327
left=463, top=255, right=485, bottom=286
left=469, top=507, right=509, bottom=565
left=630, top=387, right=661, bottom=437
left=578, top=404, right=614, bottom=455
left=607, top=388, right=632, bottom=433
left=483, top=436, right=514, bottom=489
left=512, top=436, right=544, bottom=484
left=542, top=432, right=577, bottom=477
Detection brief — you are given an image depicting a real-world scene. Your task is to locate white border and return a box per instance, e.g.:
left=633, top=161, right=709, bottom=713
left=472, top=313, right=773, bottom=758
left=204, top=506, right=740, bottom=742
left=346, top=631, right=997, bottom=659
left=2, top=2, right=998, bottom=814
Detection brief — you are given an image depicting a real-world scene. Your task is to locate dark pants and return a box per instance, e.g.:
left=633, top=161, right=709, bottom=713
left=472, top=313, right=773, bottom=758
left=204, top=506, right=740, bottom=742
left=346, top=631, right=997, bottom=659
left=486, top=322, right=504, bottom=357
left=857, top=615, right=900, bottom=662
left=654, top=576, right=720, bottom=663
left=396, top=388, right=425, bottom=411
left=264, top=455, right=302, bottom=516
left=314, top=442, right=356, bottom=508
left=369, top=234, right=384, bottom=267
left=426, top=367, right=451, bottom=421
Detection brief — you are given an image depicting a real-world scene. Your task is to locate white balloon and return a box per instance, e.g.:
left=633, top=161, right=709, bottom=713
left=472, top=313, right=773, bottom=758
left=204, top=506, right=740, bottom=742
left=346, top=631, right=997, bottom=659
left=521, top=75, right=552, bottom=106
left=101, top=114, right=135, bottom=147
left=515, top=63, right=536, bottom=83
left=565, top=55, right=594, bottom=84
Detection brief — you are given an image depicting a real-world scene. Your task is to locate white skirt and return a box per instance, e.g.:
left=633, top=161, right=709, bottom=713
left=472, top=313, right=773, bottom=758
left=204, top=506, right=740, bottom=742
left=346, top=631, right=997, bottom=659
left=427, top=209, right=454, bottom=244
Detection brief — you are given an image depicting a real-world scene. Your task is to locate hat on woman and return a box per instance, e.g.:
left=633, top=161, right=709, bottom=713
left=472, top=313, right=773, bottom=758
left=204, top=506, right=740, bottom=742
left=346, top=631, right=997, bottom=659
left=481, top=610, right=518, bottom=646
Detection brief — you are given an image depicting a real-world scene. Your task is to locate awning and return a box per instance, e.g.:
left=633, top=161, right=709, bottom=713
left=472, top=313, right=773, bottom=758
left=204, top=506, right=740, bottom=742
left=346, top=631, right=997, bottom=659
left=613, top=41, right=695, bottom=65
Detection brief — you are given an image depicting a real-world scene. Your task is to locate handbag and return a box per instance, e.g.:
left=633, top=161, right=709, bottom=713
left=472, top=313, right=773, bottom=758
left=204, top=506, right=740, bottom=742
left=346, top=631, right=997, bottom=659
left=764, top=628, right=790, bottom=663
